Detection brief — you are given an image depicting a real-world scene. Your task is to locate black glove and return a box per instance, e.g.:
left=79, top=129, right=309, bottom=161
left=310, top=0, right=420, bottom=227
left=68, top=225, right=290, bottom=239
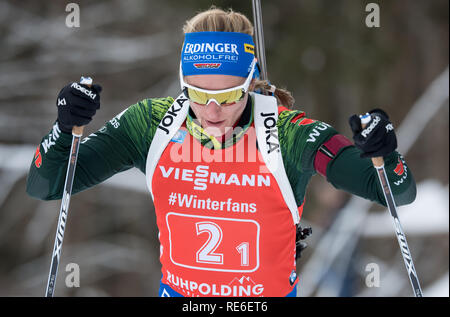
left=349, top=108, right=397, bottom=158
left=56, top=82, right=102, bottom=134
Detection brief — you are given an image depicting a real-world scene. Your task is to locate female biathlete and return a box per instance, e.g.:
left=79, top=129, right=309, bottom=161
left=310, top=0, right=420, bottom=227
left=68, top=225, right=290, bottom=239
left=27, top=8, right=416, bottom=297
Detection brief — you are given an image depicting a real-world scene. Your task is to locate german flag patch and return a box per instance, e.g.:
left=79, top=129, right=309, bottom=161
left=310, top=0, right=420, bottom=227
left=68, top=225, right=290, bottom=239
left=244, top=43, right=255, bottom=55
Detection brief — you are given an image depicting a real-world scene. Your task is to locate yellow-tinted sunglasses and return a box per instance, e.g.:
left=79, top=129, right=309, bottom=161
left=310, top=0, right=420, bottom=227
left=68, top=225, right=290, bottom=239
left=180, top=58, right=257, bottom=106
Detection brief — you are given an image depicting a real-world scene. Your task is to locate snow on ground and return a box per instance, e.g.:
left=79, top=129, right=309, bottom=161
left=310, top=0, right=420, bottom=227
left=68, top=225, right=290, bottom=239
left=424, top=272, right=449, bottom=297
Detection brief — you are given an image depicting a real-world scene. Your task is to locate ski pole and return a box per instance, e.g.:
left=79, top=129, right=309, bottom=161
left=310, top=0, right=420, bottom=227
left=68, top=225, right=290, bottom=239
left=45, top=76, right=92, bottom=297
left=360, top=114, right=423, bottom=297
left=252, top=0, right=268, bottom=81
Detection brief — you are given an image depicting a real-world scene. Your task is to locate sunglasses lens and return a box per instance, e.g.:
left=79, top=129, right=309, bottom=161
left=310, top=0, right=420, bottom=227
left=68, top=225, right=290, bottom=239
left=185, top=87, right=245, bottom=106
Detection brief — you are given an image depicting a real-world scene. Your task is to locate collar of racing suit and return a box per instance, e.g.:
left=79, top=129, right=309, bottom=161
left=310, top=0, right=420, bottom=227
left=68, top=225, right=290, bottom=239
left=186, top=94, right=254, bottom=150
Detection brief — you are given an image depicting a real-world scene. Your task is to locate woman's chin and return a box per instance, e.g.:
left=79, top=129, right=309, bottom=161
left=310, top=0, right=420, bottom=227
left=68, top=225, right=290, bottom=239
left=203, top=121, right=227, bottom=136
left=205, top=129, right=225, bottom=139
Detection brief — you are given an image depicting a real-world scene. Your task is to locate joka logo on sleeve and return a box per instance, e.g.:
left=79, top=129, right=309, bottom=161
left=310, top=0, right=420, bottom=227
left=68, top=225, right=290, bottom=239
left=260, top=112, right=280, bottom=154
left=158, top=97, right=188, bottom=135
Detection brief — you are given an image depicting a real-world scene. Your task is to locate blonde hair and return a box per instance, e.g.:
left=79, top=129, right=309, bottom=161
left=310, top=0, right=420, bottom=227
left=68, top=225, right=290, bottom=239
left=183, top=6, right=295, bottom=108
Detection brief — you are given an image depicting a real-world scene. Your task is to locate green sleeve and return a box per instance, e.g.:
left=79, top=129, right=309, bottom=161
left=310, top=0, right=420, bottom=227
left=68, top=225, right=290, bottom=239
left=278, top=109, right=339, bottom=206
left=326, top=147, right=417, bottom=206
left=26, top=97, right=173, bottom=200
left=278, top=110, right=339, bottom=174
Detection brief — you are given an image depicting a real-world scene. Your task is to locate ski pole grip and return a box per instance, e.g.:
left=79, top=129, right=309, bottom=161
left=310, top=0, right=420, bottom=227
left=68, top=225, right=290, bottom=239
left=72, top=76, right=93, bottom=137
left=72, top=125, right=84, bottom=136
left=360, top=113, right=384, bottom=168
left=370, top=156, right=384, bottom=168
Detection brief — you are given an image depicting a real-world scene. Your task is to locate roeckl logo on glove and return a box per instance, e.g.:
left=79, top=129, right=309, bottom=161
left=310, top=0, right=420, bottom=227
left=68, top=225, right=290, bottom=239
left=70, top=82, right=97, bottom=100
left=361, top=116, right=380, bottom=138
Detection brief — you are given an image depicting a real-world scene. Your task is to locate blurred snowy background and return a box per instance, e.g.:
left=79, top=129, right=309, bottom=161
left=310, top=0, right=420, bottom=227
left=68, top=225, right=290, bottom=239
left=0, top=0, right=448, bottom=296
